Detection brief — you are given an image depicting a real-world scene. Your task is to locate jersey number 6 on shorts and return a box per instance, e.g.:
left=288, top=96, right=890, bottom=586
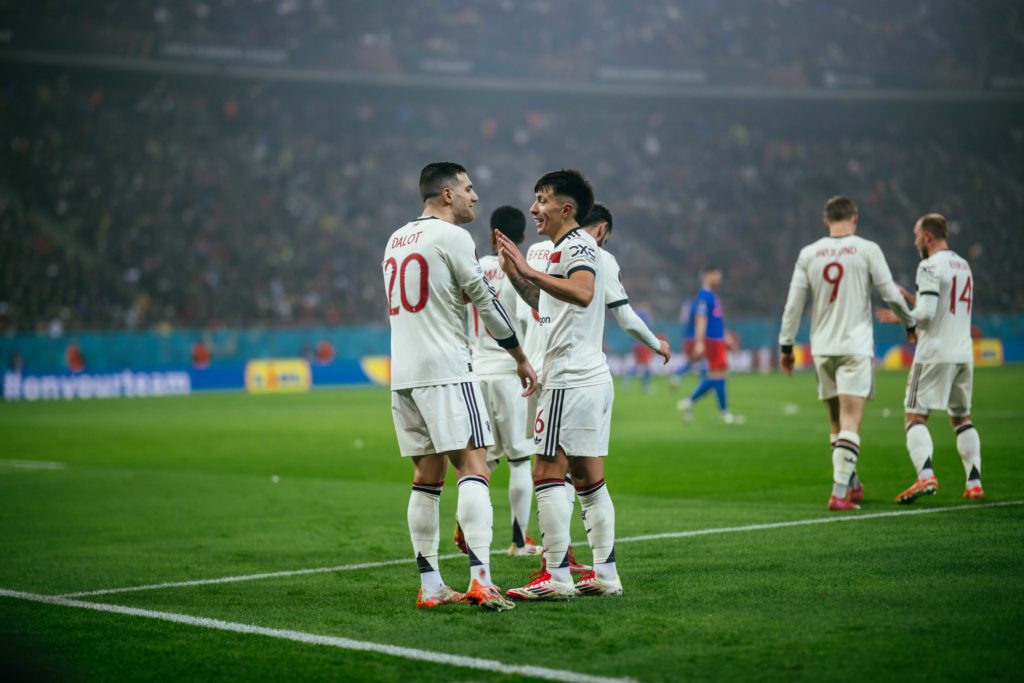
left=384, top=253, right=428, bottom=315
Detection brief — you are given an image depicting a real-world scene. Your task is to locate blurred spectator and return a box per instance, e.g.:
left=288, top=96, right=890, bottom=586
left=191, top=339, right=211, bottom=369
left=64, top=342, right=85, bottom=372
left=314, top=340, right=336, bottom=365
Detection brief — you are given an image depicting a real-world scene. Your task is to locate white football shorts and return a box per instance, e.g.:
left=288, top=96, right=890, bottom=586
left=904, top=362, right=973, bottom=416
left=479, top=375, right=533, bottom=462
left=391, top=381, right=494, bottom=457
left=813, top=355, right=873, bottom=400
left=533, top=381, right=614, bottom=458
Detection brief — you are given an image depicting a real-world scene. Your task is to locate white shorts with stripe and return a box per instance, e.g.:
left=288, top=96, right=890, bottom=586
left=479, top=375, right=533, bottom=462
left=533, top=381, right=614, bottom=458
left=904, top=362, right=973, bottom=416
left=391, top=381, right=494, bottom=457
left=813, top=355, right=873, bottom=400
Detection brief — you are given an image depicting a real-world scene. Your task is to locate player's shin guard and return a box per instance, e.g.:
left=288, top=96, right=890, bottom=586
left=831, top=431, right=860, bottom=499
left=563, top=475, right=575, bottom=516
left=536, top=478, right=572, bottom=583
left=955, top=423, right=982, bottom=487
left=409, top=481, right=444, bottom=593
left=577, top=479, right=617, bottom=581
left=906, top=422, right=934, bottom=479
left=456, top=475, right=493, bottom=585
left=507, top=457, right=533, bottom=547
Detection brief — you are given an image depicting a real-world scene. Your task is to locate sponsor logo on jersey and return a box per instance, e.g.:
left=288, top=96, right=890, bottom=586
left=569, top=244, right=596, bottom=260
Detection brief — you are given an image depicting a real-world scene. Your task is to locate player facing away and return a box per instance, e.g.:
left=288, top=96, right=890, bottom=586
left=779, top=196, right=916, bottom=511
left=497, top=169, right=623, bottom=599
left=876, top=214, right=984, bottom=503
left=383, top=162, right=537, bottom=610
left=677, top=267, right=742, bottom=423
left=463, top=205, right=542, bottom=556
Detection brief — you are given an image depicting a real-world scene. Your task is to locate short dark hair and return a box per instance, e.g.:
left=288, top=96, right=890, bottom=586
left=534, top=169, right=594, bottom=225
left=824, top=196, right=858, bottom=223
left=419, top=162, right=467, bottom=202
left=490, top=205, right=526, bottom=243
left=919, top=213, right=949, bottom=240
left=702, top=265, right=721, bottom=275
left=582, top=203, right=613, bottom=233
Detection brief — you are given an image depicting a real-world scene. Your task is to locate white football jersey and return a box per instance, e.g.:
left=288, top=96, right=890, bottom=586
left=384, top=216, right=519, bottom=390
left=780, top=235, right=913, bottom=357
left=538, top=229, right=611, bottom=388
left=601, top=249, right=629, bottom=308
left=912, top=250, right=974, bottom=364
left=468, top=254, right=525, bottom=377
left=518, top=240, right=553, bottom=378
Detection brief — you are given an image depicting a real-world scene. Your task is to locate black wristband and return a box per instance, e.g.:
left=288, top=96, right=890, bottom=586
left=780, top=344, right=793, bottom=355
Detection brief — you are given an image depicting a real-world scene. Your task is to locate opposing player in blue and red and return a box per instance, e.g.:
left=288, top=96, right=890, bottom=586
left=676, top=266, right=741, bottom=424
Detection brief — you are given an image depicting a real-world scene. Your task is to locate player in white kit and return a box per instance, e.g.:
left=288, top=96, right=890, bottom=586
left=462, top=205, right=542, bottom=556
left=383, top=162, right=536, bottom=611
left=876, top=214, right=984, bottom=503
left=497, top=169, right=623, bottom=600
left=779, top=196, right=915, bottom=510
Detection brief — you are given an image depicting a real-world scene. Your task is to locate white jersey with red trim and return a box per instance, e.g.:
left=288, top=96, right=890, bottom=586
left=384, top=216, right=519, bottom=390
left=539, top=228, right=611, bottom=389
left=468, top=254, right=525, bottom=377
left=779, top=235, right=913, bottom=357
left=913, top=250, right=974, bottom=364
left=518, top=239, right=553, bottom=379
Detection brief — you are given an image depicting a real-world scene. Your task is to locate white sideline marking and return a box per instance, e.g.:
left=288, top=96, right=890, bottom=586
left=59, top=500, right=1023, bottom=599
left=0, top=589, right=633, bottom=683
left=0, top=459, right=66, bottom=471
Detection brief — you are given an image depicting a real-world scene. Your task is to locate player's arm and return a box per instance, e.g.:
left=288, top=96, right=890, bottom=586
left=497, top=232, right=595, bottom=308
left=604, top=254, right=665, bottom=357
left=448, top=232, right=537, bottom=395
left=869, top=245, right=916, bottom=330
left=778, top=256, right=809, bottom=375
left=693, top=306, right=708, bottom=356
left=877, top=262, right=938, bottom=332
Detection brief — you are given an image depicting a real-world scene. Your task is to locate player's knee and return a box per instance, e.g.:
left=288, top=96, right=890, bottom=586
left=905, top=413, right=928, bottom=430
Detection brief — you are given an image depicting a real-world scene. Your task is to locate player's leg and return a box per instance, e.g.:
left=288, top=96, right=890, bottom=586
left=949, top=364, right=983, bottom=499
left=826, top=356, right=871, bottom=510
left=392, top=388, right=461, bottom=608
left=824, top=397, right=863, bottom=502
left=896, top=363, right=941, bottom=504
left=496, top=375, right=540, bottom=555
left=569, top=456, right=621, bottom=596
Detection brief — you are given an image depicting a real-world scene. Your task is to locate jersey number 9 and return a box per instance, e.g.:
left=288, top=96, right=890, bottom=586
left=385, top=253, right=429, bottom=315
left=823, top=262, right=845, bottom=303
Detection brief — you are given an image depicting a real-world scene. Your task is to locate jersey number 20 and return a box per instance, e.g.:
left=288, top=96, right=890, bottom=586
left=385, top=254, right=428, bottom=315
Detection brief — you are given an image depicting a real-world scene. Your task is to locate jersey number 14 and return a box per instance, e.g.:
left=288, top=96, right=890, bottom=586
left=949, top=276, right=972, bottom=315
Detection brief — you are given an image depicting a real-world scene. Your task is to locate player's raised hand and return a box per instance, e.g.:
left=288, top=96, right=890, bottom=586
left=875, top=309, right=899, bottom=324
left=496, top=232, right=527, bottom=277
left=780, top=352, right=795, bottom=376
left=656, top=338, right=671, bottom=365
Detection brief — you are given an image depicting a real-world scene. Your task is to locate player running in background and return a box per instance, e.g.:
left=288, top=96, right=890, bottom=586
left=498, top=169, right=623, bottom=599
left=676, top=266, right=742, bottom=423
left=464, top=205, right=541, bottom=556
left=384, top=162, right=536, bottom=610
left=779, top=196, right=915, bottom=511
left=877, top=214, right=984, bottom=503
left=670, top=294, right=702, bottom=387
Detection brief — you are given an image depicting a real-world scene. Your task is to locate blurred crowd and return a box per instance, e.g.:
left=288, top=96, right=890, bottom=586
left=2, top=72, right=1021, bottom=334
left=4, top=1, right=1024, bottom=85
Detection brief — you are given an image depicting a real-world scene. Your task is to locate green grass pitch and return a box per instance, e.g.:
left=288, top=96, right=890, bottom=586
left=1, top=367, right=1022, bottom=682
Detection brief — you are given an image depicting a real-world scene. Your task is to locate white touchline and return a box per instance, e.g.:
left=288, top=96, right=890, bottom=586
left=58, top=499, right=1023, bottom=599
left=0, top=589, right=635, bottom=683
left=0, top=459, right=67, bottom=471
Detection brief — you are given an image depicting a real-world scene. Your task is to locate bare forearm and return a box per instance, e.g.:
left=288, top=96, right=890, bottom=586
left=527, top=271, right=593, bottom=307
left=695, top=315, right=707, bottom=342
left=508, top=273, right=541, bottom=310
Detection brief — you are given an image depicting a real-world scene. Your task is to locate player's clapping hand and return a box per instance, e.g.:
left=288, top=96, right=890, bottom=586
left=656, top=338, right=671, bottom=365
left=875, top=309, right=899, bottom=324
left=780, top=352, right=795, bottom=376
left=496, top=232, right=528, bottom=278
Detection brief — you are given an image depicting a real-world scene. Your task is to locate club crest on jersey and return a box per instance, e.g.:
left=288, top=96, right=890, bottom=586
left=548, top=252, right=562, bottom=263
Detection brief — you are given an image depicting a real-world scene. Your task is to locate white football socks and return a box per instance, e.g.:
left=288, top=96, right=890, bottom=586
left=408, top=481, right=444, bottom=593
left=507, top=457, right=533, bottom=547
left=831, top=431, right=860, bottom=498
left=906, top=422, right=935, bottom=480
left=577, top=479, right=617, bottom=581
left=536, top=477, right=572, bottom=583
left=564, top=474, right=576, bottom=516
left=457, top=475, right=493, bottom=585
left=955, top=423, right=982, bottom=488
